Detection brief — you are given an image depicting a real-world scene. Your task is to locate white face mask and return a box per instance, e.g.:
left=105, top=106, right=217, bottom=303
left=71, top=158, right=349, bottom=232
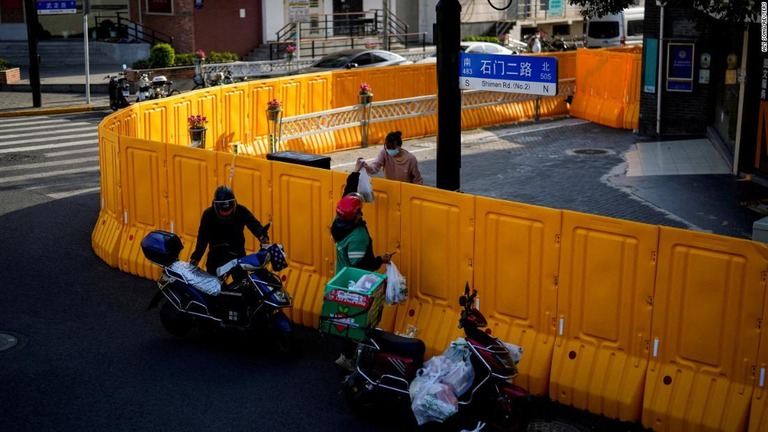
left=386, top=148, right=399, bottom=157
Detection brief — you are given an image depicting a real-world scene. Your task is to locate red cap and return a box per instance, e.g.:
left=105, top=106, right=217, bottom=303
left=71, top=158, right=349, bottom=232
left=336, top=194, right=363, bottom=221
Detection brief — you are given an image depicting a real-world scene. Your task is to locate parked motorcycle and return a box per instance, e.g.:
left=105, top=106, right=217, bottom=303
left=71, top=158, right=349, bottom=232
left=105, top=64, right=131, bottom=111
left=343, top=283, right=528, bottom=429
left=193, top=69, right=234, bottom=90
left=136, top=71, right=151, bottom=102
left=142, top=223, right=295, bottom=353
left=148, top=74, right=180, bottom=99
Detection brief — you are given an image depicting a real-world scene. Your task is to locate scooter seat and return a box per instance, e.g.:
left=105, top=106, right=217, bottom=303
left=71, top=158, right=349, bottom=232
left=371, top=329, right=425, bottom=364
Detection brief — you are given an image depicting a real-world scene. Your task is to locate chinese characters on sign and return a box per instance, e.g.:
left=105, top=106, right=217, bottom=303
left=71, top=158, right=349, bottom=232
left=36, top=0, right=76, bottom=15
left=666, top=43, right=694, bottom=92
left=459, top=53, right=558, bottom=97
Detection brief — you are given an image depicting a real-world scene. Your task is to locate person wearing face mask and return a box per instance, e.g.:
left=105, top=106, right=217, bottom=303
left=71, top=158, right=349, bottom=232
left=363, top=131, right=423, bottom=185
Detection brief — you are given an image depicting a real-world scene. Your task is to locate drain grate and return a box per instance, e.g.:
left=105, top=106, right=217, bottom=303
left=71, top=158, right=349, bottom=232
left=572, top=148, right=609, bottom=155
left=0, top=333, right=18, bottom=352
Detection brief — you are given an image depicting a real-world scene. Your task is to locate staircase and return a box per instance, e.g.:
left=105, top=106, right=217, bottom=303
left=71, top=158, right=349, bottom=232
left=0, top=40, right=150, bottom=68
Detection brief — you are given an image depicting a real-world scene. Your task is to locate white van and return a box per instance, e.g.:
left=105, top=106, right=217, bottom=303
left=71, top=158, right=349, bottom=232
left=585, top=7, right=644, bottom=48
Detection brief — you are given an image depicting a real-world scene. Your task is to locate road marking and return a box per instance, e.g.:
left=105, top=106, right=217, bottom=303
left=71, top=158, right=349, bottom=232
left=0, top=166, right=100, bottom=184
left=0, top=132, right=98, bottom=147
left=0, top=139, right=97, bottom=154
left=0, top=122, right=94, bottom=134
left=0, top=118, right=69, bottom=129
left=0, top=126, right=97, bottom=140
left=0, top=156, right=100, bottom=172
left=44, top=147, right=98, bottom=157
left=47, top=187, right=102, bottom=199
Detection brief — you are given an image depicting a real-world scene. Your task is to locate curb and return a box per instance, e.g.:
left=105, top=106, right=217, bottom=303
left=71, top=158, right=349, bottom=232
left=0, top=104, right=111, bottom=117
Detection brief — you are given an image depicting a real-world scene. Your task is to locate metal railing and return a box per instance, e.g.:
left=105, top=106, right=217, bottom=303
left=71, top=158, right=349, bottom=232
left=94, top=15, right=174, bottom=46
left=269, top=79, right=575, bottom=151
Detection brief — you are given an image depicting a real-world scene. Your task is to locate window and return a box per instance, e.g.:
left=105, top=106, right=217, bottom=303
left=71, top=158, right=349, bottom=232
left=587, top=22, right=619, bottom=39
left=553, top=24, right=570, bottom=36
left=626, top=20, right=643, bottom=37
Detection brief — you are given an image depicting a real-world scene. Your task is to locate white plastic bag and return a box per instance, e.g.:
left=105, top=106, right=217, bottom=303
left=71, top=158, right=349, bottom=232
left=385, top=262, right=407, bottom=305
left=409, top=365, right=458, bottom=425
left=357, top=169, right=375, bottom=203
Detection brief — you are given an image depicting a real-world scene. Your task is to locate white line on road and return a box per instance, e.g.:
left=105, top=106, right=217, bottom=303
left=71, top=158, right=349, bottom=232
left=47, top=187, right=102, bottom=199
left=0, top=126, right=97, bottom=140
left=0, top=122, right=94, bottom=134
left=0, top=139, right=97, bottom=154
left=0, top=132, right=97, bottom=147
left=0, top=156, right=100, bottom=172
left=44, top=147, right=98, bottom=157
left=0, top=118, right=69, bottom=129
left=0, top=166, right=100, bottom=184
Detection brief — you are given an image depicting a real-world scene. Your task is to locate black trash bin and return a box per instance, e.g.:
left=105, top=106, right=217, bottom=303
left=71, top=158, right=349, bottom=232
left=266, top=151, right=331, bottom=170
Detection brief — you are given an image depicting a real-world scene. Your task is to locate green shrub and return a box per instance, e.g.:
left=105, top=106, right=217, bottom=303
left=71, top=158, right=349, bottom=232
left=0, top=58, right=12, bottom=71
left=149, top=43, right=175, bottom=68
left=131, top=59, right=150, bottom=70
left=174, top=53, right=195, bottom=66
left=463, top=35, right=502, bottom=44
left=207, top=51, right=239, bottom=63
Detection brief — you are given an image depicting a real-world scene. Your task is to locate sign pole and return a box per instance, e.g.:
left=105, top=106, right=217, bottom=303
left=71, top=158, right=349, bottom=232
left=24, top=0, right=42, bottom=107
left=83, top=0, right=91, bottom=104
left=435, top=0, right=462, bottom=192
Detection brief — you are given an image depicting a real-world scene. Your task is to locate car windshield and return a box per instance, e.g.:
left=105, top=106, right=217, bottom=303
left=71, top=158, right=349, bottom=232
left=313, top=53, right=355, bottom=68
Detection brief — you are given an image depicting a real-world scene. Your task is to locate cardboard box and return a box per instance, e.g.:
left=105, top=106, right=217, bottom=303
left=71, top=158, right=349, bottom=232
left=319, top=267, right=385, bottom=341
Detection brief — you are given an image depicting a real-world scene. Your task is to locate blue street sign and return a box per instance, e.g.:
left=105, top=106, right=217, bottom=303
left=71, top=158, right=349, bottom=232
left=37, top=0, right=77, bottom=15
left=459, top=53, right=558, bottom=96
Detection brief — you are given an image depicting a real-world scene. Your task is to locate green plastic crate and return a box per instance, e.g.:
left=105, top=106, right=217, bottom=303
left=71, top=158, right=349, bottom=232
left=319, top=267, right=385, bottom=341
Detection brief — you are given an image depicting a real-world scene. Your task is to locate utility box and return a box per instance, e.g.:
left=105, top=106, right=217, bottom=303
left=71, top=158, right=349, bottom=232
left=753, top=216, right=768, bottom=242
left=319, top=267, right=385, bottom=341
left=266, top=151, right=331, bottom=170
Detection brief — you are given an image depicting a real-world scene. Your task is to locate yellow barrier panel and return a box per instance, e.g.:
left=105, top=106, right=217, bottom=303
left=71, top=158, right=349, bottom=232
left=474, top=197, right=561, bottom=397
left=623, top=54, right=642, bottom=131
left=394, top=184, right=475, bottom=357
left=643, top=227, right=767, bottom=432
left=269, top=160, right=335, bottom=327
left=750, top=286, right=768, bottom=432
left=91, top=126, right=124, bottom=267
left=596, top=52, right=628, bottom=129
left=550, top=211, right=657, bottom=422
left=219, top=82, right=251, bottom=151
left=117, top=138, right=169, bottom=278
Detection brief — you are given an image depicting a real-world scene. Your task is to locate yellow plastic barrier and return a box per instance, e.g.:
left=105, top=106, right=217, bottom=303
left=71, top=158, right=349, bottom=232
left=550, top=211, right=657, bottom=422
left=393, top=183, right=475, bottom=358
left=750, top=290, right=768, bottom=432
left=643, top=227, right=768, bottom=431
left=474, top=197, right=562, bottom=397
left=91, top=126, right=124, bottom=268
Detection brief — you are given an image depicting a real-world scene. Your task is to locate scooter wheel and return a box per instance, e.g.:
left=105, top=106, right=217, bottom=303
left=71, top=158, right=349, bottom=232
left=159, top=301, right=193, bottom=337
left=343, top=371, right=378, bottom=413
left=169, top=89, right=181, bottom=96
left=272, top=329, right=293, bottom=354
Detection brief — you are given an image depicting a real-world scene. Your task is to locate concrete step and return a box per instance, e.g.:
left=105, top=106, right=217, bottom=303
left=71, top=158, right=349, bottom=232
left=0, top=40, right=149, bottom=68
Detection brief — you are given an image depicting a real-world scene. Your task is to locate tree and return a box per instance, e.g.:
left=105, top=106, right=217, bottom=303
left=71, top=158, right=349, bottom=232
left=566, top=0, right=758, bottom=22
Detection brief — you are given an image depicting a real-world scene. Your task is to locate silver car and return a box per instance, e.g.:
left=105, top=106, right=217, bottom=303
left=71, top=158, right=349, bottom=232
left=298, top=49, right=413, bottom=73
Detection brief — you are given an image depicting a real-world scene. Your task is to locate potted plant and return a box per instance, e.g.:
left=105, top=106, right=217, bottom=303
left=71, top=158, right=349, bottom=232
left=284, top=44, right=296, bottom=61
left=188, top=114, right=208, bottom=148
left=358, top=82, right=373, bottom=105
left=0, top=58, right=21, bottom=85
left=266, top=98, right=282, bottom=121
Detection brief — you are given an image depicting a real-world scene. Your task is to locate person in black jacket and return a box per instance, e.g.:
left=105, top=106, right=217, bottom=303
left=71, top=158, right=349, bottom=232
left=190, top=185, right=267, bottom=275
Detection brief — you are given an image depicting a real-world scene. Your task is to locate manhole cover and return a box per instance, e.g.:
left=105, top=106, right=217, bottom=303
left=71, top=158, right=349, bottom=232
left=0, top=333, right=18, bottom=352
left=572, top=148, right=608, bottom=155
left=0, top=154, right=40, bottom=163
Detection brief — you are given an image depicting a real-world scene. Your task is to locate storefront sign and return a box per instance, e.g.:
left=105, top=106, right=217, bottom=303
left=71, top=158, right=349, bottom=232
left=666, top=42, right=694, bottom=92
left=643, top=38, right=658, bottom=93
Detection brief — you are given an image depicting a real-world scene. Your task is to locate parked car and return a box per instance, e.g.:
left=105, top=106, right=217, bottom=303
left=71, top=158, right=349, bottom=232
left=297, top=49, right=412, bottom=73
left=415, top=41, right=519, bottom=64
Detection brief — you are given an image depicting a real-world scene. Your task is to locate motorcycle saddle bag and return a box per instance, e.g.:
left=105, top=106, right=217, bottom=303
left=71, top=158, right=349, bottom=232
left=141, top=230, right=183, bottom=266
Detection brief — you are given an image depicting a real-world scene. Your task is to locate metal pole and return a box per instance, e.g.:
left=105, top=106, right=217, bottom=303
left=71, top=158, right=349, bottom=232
left=435, top=0, right=461, bottom=191
left=732, top=26, right=749, bottom=175
left=383, top=0, right=390, bottom=51
left=23, top=0, right=41, bottom=107
left=655, top=1, right=666, bottom=136
left=83, top=11, right=91, bottom=104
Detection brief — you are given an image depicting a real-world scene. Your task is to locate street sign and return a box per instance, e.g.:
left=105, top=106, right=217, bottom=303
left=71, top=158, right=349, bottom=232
left=36, top=0, right=76, bottom=15
left=459, top=53, right=558, bottom=97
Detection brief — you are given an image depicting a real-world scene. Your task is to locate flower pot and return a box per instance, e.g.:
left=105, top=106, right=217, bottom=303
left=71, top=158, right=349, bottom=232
left=358, top=92, right=373, bottom=105
left=266, top=108, right=282, bottom=121
left=189, top=127, right=207, bottom=148
left=0, top=67, right=21, bottom=85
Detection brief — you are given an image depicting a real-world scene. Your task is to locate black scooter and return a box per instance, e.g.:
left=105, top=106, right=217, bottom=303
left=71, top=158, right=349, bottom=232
left=105, top=64, right=131, bottom=111
left=142, top=223, right=295, bottom=353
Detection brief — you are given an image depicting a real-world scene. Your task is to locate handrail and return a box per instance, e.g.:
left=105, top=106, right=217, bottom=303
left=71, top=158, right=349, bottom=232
left=95, top=15, right=173, bottom=46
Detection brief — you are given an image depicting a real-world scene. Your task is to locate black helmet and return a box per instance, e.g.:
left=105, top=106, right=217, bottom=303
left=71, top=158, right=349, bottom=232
left=212, top=185, right=237, bottom=219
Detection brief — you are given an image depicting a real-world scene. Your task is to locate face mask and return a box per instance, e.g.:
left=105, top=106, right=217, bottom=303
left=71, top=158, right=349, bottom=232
left=386, top=148, right=399, bottom=157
